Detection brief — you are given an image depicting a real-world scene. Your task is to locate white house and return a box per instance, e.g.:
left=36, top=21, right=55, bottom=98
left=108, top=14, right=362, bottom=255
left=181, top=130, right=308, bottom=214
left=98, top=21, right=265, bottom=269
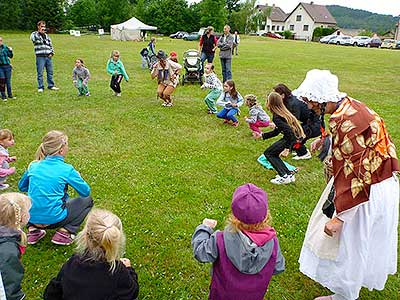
left=395, top=19, right=400, bottom=40
left=285, top=2, right=336, bottom=40
left=265, top=5, right=287, bottom=33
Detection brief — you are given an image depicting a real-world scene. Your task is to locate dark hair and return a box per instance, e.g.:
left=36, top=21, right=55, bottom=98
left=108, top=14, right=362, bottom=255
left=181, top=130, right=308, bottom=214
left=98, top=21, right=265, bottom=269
left=273, top=83, right=292, bottom=101
left=225, top=80, right=238, bottom=99
left=37, top=20, right=46, bottom=27
left=77, top=58, right=84, bottom=64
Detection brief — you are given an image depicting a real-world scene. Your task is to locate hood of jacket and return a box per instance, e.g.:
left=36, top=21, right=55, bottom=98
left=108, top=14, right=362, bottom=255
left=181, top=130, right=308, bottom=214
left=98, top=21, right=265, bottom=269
left=223, top=226, right=276, bottom=275
left=0, top=225, right=21, bottom=243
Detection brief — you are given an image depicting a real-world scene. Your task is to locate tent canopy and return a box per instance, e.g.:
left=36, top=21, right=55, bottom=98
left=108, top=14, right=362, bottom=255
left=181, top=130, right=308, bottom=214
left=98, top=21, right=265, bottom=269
left=110, top=17, right=157, bottom=41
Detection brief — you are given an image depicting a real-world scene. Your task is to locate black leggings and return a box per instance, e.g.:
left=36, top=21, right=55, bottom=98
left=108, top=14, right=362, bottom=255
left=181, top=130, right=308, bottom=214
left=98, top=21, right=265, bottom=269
left=110, top=74, right=123, bottom=93
left=264, top=139, right=291, bottom=177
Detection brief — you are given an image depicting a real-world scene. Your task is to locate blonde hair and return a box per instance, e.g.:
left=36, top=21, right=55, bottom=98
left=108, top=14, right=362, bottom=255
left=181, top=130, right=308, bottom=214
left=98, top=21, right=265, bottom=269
left=35, top=130, right=68, bottom=161
left=0, top=129, right=14, bottom=144
left=75, top=209, right=125, bottom=273
left=227, top=212, right=272, bottom=232
left=267, top=92, right=305, bottom=139
left=111, top=50, right=120, bottom=58
left=245, top=94, right=258, bottom=107
left=0, top=193, right=31, bottom=245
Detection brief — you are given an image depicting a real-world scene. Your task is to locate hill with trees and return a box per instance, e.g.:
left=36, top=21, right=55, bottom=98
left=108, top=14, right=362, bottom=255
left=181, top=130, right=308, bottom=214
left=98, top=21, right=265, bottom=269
left=327, top=5, right=399, bottom=34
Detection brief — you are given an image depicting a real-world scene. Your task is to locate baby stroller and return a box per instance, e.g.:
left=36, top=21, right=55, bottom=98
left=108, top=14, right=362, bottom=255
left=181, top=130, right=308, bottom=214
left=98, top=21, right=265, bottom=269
left=140, top=48, right=158, bottom=70
left=181, top=49, right=202, bottom=85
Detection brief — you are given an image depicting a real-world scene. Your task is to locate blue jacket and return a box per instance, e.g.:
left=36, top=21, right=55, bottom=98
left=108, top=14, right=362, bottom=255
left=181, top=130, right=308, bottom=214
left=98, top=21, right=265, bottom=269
left=18, top=156, right=91, bottom=225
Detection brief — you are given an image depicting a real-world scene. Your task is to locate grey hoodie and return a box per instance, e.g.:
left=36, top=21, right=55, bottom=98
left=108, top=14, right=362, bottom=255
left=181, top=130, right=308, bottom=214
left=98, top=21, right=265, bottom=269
left=192, top=224, right=285, bottom=275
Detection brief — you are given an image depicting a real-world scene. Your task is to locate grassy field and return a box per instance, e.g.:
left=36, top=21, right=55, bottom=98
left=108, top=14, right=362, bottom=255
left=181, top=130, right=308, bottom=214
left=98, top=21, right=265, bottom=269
left=0, top=32, right=399, bottom=300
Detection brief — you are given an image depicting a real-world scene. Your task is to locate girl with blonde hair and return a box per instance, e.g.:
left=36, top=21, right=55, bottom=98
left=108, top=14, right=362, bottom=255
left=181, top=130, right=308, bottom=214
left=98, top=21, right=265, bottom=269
left=44, top=209, right=139, bottom=300
left=192, top=183, right=285, bottom=300
left=18, top=130, right=93, bottom=246
left=0, top=193, right=31, bottom=300
left=254, top=92, right=305, bottom=184
left=106, top=50, right=129, bottom=97
left=0, top=129, right=16, bottom=190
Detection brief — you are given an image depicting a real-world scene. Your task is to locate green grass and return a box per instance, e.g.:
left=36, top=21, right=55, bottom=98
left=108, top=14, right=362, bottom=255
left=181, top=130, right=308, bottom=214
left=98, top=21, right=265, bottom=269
left=1, top=32, right=399, bottom=299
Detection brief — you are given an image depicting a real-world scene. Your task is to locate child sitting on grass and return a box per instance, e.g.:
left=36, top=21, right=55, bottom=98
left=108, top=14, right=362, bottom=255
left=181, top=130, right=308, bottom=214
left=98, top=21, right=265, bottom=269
left=72, top=58, right=91, bottom=96
left=106, top=50, right=129, bottom=97
left=0, top=192, right=31, bottom=300
left=201, top=63, right=222, bottom=114
left=216, top=80, right=243, bottom=127
left=44, top=209, right=139, bottom=300
left=244, top=94, right=274, bottom=136
left=192, top=183, right=285, bottom=300
left=0, top=129, right=16, bottom=190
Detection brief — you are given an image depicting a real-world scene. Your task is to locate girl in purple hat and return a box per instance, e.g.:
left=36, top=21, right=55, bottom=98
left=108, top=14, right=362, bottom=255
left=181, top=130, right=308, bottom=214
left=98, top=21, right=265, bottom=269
left=191, top=183, right=285, bottom=300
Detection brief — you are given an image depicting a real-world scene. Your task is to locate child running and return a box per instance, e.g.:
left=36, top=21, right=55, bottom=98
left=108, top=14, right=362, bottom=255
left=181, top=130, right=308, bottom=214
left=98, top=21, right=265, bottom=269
left=0, top=129, right=16, bottom=190
left=18, top=130, right=93, bottom=246
left=201, top=63, right=222, bottom=114
left=192, top=183, right=285, bottom=300
left=254, top=92, right=305, bottom=184
left=44, top=209, right=139, bottom=300
left=0, top=192, right=31, bottom=300
left=216, top=80, right=243, bottom=127
left=244, top=94, right=274, bottom=136
left=106, top=50, right=129, bottom=97
left=72, top=58, right=90, bottom=96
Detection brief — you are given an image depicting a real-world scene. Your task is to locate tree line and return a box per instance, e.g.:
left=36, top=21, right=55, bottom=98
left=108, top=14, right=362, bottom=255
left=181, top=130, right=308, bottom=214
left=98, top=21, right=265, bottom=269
left=0, top=0, right=258, bottom=34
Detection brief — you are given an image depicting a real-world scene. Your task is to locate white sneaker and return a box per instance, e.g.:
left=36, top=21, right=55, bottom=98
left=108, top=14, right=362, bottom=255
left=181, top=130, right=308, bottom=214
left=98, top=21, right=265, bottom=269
left=49, top=86, right=60, bottom=91
left=0, top=183, right=10, bottom=190
left=293, top=149, right=312, bottom=160
left=116, top=93, right=121, bottom=97
left=2, top=98, right=7, bottom=102
left=162, top=102, right=167, bottom=106
left=270, top=174, right=295, bottom=185
left=38, top=88, right=44, bottom=93
left=166, top=103, right=173, bottom=107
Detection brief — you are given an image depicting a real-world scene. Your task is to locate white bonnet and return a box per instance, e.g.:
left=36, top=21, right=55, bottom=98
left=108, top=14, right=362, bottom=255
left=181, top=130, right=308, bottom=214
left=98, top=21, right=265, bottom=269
left=292, top=69, right=346, bottom=103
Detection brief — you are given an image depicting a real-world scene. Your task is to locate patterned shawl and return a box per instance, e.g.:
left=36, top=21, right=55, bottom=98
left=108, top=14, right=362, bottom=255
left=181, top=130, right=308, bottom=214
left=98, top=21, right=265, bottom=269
left=330, top=97, right=399, bottom=213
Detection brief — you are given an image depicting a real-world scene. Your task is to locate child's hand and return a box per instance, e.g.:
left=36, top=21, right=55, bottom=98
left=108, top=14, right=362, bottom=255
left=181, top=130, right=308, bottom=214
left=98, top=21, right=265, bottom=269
left=269, top=122, right=276, bottom=129
left=311, top=138, right=322, bottom=152
left=200, top=84, right=205, bottom=89
left=324, top=217, right=343, bottom=237
left=8, top=167, right=16, bottom=175
left=120, top=258, right=131, bottom=267
left=114, top=70, right=118, bottom=74
left=9, top=156, right=16, bottom=162
left=202, top=218, right=217, bottom=228
left=253, top=132, right=262, bottom=139
left=280, top=149, right=289, bottom=157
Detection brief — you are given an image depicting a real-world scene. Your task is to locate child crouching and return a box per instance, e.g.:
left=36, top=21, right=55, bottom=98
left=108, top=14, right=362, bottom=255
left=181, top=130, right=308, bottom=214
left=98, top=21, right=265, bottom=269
left=72, top=58, right=90, bottom=96
left=192, top=183, right=285, bottom=300
left=244, top=94, right=274, bottom=136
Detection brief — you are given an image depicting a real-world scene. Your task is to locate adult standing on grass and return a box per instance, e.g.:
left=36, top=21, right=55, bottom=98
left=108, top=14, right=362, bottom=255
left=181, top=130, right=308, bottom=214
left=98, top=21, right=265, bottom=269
left=232, top=31, right=240, bottom=56
left=199, top=26, right=218, bottom=75
left=18, top=130, right=93, bottom=246
left=217, top=25, right=234, bottom=83
left=30, top=21, right=59, bottom=93
left=296, top=69, right=399, bottom=300
left=0, top=37, right=16, bottom=101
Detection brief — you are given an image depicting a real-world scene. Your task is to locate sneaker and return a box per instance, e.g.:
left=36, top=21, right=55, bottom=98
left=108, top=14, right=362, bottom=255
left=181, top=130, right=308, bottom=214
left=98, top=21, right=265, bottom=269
left=51, top=231, right=75, bottom=246
left=116, top=93, right=121, bottom=97
left=270, top=174, right=295, bottom=185
left=48, top=86, right=60, bottom=91
left=0, top=183, right=9, bottom=190
left=232, top=121, right=239, bottom=127
left=314, top=296, right=333, bottom=300
left=162, top=102, right=167, bottom=106
left=293, top=149, right=312, bottom=160
left=27, top=229, right=46, bottom=245
left=166, top=102, right=173, bottom=107
left=38, top=88, right=44, bottom=93
left=85, top=92, right=90, bottom=97
left=2, top=98, right=7, bottom=102
left=8, top=96, right=16, bottom=100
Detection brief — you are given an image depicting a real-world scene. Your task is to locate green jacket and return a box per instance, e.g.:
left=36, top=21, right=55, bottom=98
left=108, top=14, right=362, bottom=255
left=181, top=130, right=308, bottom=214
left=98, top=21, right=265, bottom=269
left=0, top=226, right=25, bottom=300
left=106, top=59, right=129, bottom=81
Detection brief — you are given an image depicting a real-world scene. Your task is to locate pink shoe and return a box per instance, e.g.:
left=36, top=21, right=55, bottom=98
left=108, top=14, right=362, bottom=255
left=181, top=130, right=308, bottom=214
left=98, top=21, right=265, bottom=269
left=27, top=229, right=46, bottom=245
left=232, top=121, right=239, bottom=127
left=314, top=296, right=333, bottom=300
left=51, top=231, right=75, bottom=246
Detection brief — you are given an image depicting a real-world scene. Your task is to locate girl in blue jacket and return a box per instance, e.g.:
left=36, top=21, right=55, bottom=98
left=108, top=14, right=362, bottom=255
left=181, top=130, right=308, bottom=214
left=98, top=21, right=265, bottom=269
left=18, top=130, right=93, bottom=246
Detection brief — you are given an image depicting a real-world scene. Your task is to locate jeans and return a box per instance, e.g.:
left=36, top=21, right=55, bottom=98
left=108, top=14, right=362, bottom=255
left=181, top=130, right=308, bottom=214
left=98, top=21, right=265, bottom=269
left=0, top=64, right=13, bottom=98
left=217, top=108, right=239, bottom=123
left=201, top=52, right=214, bottom=74
left=36, top=56, right=55, bottom=89
left=264, top=139, right=291, bottom=177
left=220, top=58, right=232, bottom=83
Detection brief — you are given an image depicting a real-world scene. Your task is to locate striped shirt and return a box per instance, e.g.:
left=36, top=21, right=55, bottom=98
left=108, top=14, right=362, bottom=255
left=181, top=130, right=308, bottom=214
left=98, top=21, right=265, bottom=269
left=0, top=45, right=13, bottom=65
left=203, top=72, right=222, bottom=90
left=30, top=31, right=54, bottom=56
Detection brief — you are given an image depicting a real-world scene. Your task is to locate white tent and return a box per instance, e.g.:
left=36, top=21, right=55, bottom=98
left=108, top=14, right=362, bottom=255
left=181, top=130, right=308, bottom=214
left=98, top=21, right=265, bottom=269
left=110, top=17, right=157, bottom=41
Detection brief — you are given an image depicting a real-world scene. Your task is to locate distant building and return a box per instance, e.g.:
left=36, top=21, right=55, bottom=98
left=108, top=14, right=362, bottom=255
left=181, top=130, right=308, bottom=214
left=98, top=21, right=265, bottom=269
left=257, top=2, right=336, bottom=41
left=395, top=19, right=400, bottom=40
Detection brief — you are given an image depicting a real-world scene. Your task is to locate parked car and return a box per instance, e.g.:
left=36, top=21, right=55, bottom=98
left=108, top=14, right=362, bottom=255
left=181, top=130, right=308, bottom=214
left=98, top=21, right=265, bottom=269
left=395, top=40, right=400, bottom=49
left=169, top=31, right=188, bottom=39
left=352, top=36, right=371, bottom=47
left=366, top=38, right=382, bottom=48
left=380, top=39, right=397, bottom=49
left=328, top=35, right=353, bottom=45
left=262, top=32, right=283, bottom=39
left=319, top=35, right=337, bottom=43
left=183, top=32, right=200, bottom=41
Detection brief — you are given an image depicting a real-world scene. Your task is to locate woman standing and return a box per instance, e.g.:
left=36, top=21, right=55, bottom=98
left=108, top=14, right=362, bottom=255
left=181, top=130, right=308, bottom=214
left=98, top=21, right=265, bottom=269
left=0, top=37, right=16, bottom=101
left=295, top=69, right=399, bottom=300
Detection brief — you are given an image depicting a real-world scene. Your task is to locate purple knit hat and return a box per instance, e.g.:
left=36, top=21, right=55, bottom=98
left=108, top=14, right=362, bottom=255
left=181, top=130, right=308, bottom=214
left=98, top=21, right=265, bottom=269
left=231, top=183, right=268, bottom=224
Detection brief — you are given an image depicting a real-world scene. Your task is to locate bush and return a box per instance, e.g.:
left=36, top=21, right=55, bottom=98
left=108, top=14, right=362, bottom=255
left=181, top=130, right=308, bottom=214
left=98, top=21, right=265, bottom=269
left=282, top=30, right=293, bottom=39
left=313, top=27, right=336, bottom=39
